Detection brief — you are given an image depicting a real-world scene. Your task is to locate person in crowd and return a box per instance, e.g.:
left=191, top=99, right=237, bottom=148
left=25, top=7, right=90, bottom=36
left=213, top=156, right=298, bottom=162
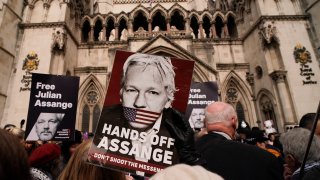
left=26, top=113, right=65, bottom=141
left=60, top=130, right=83, bottom=165
left=195, top=102, right=283, bottom=180
left=299, top=113, right=320, bottom=136
left=29, top=143, right=63, bottom=180
left=150, top=164, right=223, bottom=180
left=5, top=126, right=41, bottom=155
left=59, top=140, right=126, bottom=180
left=245, top=128, right=284, bottom=168
left=6, top=126, right=25, bottom=144
left=235, top=120, right=251, bottom=143
left=280, top=128, right=320, bottom=180
left=0, top=129, right=31, bottom=180
left=24, top=140, right=41, bottom=156
left=92, top=53, right=201, bottom=176
left=3, top=123, right=16, bottom=131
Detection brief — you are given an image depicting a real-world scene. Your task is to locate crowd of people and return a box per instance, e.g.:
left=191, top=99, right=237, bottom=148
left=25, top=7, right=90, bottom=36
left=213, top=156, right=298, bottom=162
left=1, top=102, right=319, bottom=180
left=1, top=53, right=319, bottom=180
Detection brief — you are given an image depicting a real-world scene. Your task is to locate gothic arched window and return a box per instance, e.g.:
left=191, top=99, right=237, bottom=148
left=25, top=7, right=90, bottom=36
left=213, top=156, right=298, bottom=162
left=152, top=11, right=166, bottom=31
left=190, top=16, right=199, bottom=39
left=236, top=102, right=246, bottom=122
left=170, top=11, right=184, bottom=30
left=215, top=16, right=224, bottom=38
left=82, top=105, right=90, bottom=132
left=227, top=16, right=238, bottom=38
left=94, top=19, right=103, bottom=41
left=82, top=20, right=90, bottom=42
left=81, top=85, right=102, bottom=133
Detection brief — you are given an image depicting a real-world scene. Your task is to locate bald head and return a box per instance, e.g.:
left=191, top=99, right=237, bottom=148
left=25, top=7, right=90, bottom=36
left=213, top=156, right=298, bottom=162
left=205, top=102, right=238, bottom=138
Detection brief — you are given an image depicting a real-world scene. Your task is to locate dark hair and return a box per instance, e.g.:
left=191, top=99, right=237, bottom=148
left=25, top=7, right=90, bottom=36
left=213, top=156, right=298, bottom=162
left=299, top=113, right=316, bottom=129
left=61, top=130, right=83, bottom=163
left=59, top=140, right=126, bottom=180
left=0, top=129, right=31, bottom=180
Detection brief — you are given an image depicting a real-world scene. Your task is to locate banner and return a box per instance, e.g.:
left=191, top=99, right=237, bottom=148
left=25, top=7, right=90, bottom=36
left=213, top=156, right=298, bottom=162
left=185, top=82, right=218, bottom=131
left=25, top=73, right=79, bottom=141
left=87, top=50, right=194, bottom=177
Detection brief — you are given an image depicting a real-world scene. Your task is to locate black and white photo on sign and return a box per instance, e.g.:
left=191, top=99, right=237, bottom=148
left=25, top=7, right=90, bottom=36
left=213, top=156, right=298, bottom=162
left=188, top=108, right=205, bottom=130
left=26, top=113, right=65, bottom=141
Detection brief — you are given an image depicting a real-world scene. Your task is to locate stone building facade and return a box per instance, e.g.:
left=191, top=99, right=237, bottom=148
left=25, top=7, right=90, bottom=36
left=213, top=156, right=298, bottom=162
left=1, top=0, right=319, bottom=133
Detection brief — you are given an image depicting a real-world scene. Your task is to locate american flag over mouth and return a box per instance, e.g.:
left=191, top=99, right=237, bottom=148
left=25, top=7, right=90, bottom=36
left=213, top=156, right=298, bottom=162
left=123, top=106, right=160, bottom=125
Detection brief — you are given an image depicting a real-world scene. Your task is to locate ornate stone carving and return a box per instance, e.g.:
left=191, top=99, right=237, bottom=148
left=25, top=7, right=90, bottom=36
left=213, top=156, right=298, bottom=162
left=246, top=72, right=254, bottom=86
left=22, top=51, right=40, bottom=72
left=51, top=27, right=67, bottom=50
left=259, top=20, right=279, bottom=45
left=269, top=70, right=287, bottom=83
left=86, top=90, right=99, bottom=105
left=225, top=82, right=238, bottom=104
left=293, top=43, right=312, bottom=64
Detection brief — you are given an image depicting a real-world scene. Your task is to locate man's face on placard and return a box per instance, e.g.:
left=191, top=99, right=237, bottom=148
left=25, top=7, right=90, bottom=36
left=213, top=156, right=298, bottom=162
left=35, top=113, right=61, bottom=141
left=121, top=65, right=171, bottom=128
left=190, top=108, right=205, bottom=129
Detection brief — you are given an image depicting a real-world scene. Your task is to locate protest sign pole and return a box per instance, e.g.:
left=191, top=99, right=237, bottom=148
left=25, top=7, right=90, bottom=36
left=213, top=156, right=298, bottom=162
left=299, top=101, right=320, bottom=180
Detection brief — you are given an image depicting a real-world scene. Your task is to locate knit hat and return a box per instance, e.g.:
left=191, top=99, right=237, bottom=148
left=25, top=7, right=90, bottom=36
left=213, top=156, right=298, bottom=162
left=150, top=164, right=224, bottom=180
left=29, top=143, right=61, bottom=167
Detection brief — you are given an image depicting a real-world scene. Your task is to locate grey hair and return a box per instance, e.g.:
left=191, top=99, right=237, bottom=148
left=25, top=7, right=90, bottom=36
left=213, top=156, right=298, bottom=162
left=205, top=103, right=237, bottom=124
left=280, top=128, right=320, bottom=163
left=120, top=53, right=177, bottom=105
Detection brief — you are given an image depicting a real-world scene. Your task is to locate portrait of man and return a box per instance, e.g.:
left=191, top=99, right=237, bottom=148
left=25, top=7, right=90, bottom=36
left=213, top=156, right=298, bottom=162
left=89, top=51, right=198, bottom=177
left=26, top=112, right=65, bottom=141
left=189, top=108, right=205, bottom=130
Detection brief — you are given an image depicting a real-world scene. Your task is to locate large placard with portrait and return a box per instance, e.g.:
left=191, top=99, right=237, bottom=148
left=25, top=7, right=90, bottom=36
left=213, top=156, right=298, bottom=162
left=87, top=51, right=195, bottom=177
left=185, top=82, right=219, bottom=131
left=25, top=73, right=79, bottom=141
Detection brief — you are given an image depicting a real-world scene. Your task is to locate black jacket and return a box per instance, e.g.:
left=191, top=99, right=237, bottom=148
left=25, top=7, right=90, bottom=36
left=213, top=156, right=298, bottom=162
left=196, top=132, right=284, bottom=180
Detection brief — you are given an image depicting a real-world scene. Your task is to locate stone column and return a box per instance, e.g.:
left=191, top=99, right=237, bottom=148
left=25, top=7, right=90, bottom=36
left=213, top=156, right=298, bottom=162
left=199, top=21, right=204, bottom=39
left=43, top=3, right=50, bottom=22
left=102, top=24, right=107, bottom=41
left=223, top=22, right=229, bottom=38
left=23, top=4, right=34, bottom=23
left=128, top=19, right=133, bottom=36
left=185, top=18, right=190, bottom=35
left=269, top=70, right=295, bottom=125
left=166, top=18, right=171, bottom=32
left=89, top=25, right=94, bottom=42
left=211, top=21, right=216, bottom=38
left=148, top=19, right=152, bottom=33
left=115, top=23, right=119, bottom=41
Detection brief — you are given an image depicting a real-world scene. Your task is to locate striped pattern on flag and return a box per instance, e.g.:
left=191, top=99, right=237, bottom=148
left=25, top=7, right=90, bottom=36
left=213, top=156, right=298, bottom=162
left=123, top=106, right=160, bottom=125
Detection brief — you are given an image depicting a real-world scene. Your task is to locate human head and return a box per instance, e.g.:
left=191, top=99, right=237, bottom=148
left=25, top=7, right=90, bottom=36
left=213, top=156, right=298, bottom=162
left=0, top=129, right=31, bottom=180
left=35, top=113, right=64, bottom=141
left=189, top=108, right=205, bottom=129
left=59, top=140, right=126, bottom=180
left=29, top=143, right=62, bottom=179
left=120, top=53, right=177, bottom=129
left=245, top=129, right=269, bottom=149
left=204, top=102, right=238, bottom=139
left=280, top=128, right=320, bottom=171
left=7, top=127, right=25, bottom=144
left=61, top=130, right=83, bottom=163
left=299, top=113, right=320, bottom=136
